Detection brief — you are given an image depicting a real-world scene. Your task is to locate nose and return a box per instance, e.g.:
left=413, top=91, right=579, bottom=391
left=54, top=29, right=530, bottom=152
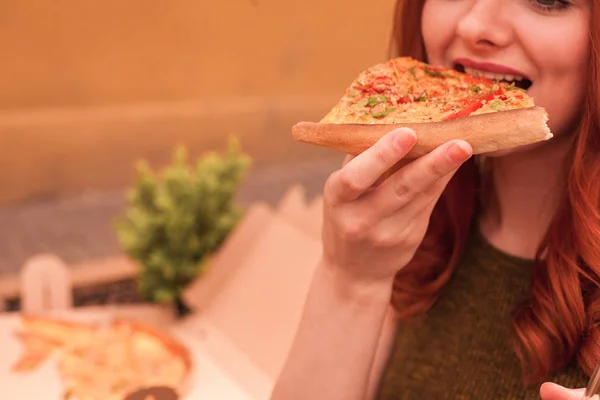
left=456, top=0, right=514, bottom=51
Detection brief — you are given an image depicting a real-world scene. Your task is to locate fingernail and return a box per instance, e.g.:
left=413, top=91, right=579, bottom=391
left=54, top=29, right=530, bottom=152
left=393, top=129, right=417, bottom=150
left=540, top=382, right=585, bottom=400
left=447, top=141, right=471, bottom=162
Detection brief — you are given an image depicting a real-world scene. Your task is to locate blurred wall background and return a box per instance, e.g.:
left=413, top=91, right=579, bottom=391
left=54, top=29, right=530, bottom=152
left=0, top=0, right=397, bottom=204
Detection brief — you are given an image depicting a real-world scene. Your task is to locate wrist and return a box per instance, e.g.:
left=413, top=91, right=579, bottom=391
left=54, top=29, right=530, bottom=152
left=315, top=258, right=394, bottom=309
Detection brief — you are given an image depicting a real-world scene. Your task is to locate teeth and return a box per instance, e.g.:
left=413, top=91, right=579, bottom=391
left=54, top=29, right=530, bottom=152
left=464, top=67, right=480, bottom=76
left=463, top=67, right=523, bottom=82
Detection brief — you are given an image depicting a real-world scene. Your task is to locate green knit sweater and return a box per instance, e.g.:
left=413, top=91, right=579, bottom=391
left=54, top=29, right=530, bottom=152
left=376, top=229, right=589, bottom=399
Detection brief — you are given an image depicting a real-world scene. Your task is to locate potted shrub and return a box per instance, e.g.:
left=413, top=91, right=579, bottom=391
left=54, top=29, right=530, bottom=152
left=115, top=138, right=251, bottom=317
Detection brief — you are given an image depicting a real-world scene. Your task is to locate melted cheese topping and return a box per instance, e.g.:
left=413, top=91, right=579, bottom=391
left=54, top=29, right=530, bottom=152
left=321, top=57, right=535, bottom=124
left=59, top=326, right=187, bottom=400
left=13, top=318, right=189, bottom=400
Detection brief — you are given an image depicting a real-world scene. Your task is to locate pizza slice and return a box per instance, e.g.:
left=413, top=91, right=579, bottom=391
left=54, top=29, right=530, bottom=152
left=12, top=315, right=191, bottom=400
left=292, top=57, right=552, bottom=158
left=57, top=320, right=191, bottom=400
left=11, top=315, right=99, bottom=373
left=11, top=331, right=61, bottom=372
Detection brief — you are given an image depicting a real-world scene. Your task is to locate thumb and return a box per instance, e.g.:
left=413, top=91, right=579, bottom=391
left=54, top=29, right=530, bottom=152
left=540, top=382, right=586, bottom=400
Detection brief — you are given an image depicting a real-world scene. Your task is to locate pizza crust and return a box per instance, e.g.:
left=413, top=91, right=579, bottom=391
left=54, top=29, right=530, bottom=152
left=292, top=106, right=552, bottom=158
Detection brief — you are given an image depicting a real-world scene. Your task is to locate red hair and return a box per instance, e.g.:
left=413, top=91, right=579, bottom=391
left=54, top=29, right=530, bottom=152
left=388, top=0, right=600, bottom=385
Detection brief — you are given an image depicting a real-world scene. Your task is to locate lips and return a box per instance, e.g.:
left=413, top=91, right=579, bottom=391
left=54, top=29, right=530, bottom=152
left=453, top=58, right=533, bottom=90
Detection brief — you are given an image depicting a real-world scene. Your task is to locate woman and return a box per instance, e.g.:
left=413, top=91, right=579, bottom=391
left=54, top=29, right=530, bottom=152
left=271, top=0, right=596, bottom=399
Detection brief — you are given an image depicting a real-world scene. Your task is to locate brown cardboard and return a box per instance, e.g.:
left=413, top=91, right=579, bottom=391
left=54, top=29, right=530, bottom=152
left=276, top=184, right=307, bottom=217
left=276, top=185, right=323, bottom=240
left=176, top=316, right=273, bottom=400
left=193, top=212, right=322, bottom=380
left=182, top=201, right=275, bottom=311
left=179, top=186, right=326, bottom=397
left=305, top=195, right=324, bottom=239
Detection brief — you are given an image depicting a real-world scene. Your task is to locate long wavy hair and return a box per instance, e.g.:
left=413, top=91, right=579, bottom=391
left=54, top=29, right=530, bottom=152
left=389, top=0, right=600, bottom=385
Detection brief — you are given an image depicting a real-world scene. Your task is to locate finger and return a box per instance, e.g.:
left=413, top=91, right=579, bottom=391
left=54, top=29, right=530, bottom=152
left=342, top=154, right=354, bottom=167
left=540, top=382, right=585, bottom=400
left=359, top=163, right=455, bottom=228
left=350, top=153, right=459, bottom=239
left=374, top=159, right=411, bottom=188
left=371, top=139, right=472, bottom=216
left=325, top=128, right=417, bottom=203
left=402, top=165, right=458, bottom=217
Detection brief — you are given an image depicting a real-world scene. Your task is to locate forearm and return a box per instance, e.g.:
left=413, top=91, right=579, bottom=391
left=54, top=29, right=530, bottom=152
left=270, top=260, right=393, bottom=400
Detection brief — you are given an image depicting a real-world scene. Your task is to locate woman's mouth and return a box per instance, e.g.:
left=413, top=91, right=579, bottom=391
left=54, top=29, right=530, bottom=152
left=453, top=62, right=533, bottom=91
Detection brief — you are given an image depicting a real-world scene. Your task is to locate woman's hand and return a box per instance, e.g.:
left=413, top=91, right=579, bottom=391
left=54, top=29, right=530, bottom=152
left=270, top=127, right=472, bottom=400
left=320, top=127, right=472, bottom=288
left=540, top=383, right=586, bottom=399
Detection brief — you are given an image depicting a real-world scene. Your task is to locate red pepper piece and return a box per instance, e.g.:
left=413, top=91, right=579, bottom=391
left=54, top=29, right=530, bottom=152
left=443, top=88, right=505, bottom=120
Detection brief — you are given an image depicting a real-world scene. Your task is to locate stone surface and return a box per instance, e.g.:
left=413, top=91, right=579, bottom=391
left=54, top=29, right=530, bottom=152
left=0, top=157, right=341, bottom=277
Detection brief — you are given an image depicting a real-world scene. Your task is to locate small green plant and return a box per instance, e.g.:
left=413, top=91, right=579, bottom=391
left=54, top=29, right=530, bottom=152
left=115, top=138, right=251, bottom=307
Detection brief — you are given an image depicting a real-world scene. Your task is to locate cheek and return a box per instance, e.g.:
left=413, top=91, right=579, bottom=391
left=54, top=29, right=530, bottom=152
left=521, top=25, right=589, bottom=136
left=421, top=1, right=459, bottom=66
left=536, top=72, right=587, bottom=138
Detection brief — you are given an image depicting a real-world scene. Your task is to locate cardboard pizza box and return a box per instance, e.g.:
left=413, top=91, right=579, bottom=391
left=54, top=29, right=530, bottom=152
left=179, top=207, right=322, bottom=396
left=182, top=201, right=275, bottom=311
left=175, top=315, right=274, bottom=400
left=183, top=184, right=324, bottom=312
left=275, top=184, right=323, bottom=240
left=199, top=212, right=321, bottom=379
left=179, top=184, right=326, bottom=398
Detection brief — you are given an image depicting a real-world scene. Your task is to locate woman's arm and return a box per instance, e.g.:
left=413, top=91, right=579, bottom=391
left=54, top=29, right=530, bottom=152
left=366, top=305, right=398, bottom=400
left=270, top=130, right=471, bottom=400
left=269, top=261, right=395, bottom=400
